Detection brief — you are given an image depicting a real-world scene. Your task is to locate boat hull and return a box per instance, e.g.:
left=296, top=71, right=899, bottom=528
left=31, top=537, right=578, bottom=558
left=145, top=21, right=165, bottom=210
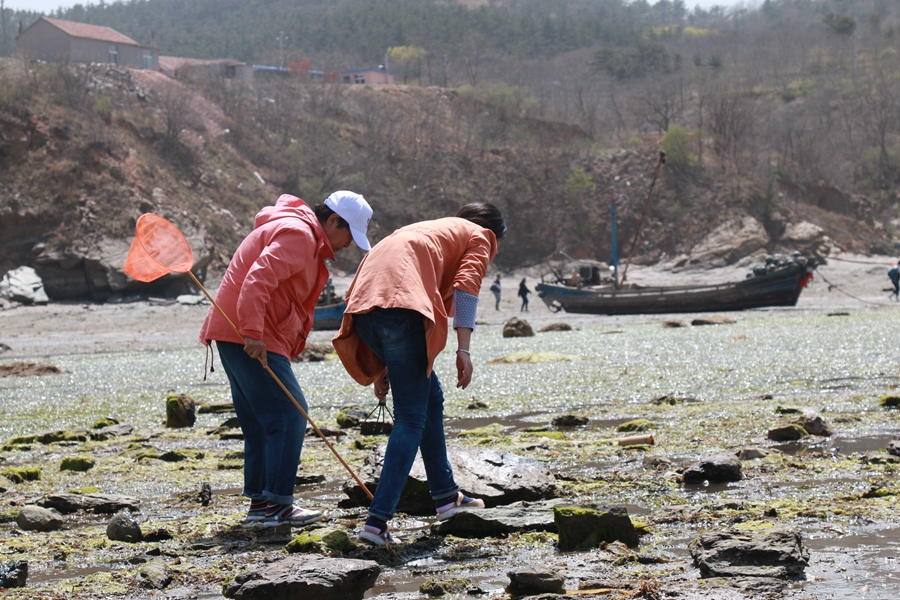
left=312, top=302, right=345, bottom=330
left=536, top=265, right=811, bottom=315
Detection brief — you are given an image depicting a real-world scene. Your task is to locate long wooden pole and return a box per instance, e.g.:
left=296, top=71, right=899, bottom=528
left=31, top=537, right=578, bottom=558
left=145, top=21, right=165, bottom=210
left=187, top=271, right=374, bottom=500
left=620, top=151, right=665, bottom=285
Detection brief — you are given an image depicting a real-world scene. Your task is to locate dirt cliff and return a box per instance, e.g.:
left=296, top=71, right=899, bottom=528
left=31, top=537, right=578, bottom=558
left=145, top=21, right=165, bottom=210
left=0, top=60, right=893, bottom=301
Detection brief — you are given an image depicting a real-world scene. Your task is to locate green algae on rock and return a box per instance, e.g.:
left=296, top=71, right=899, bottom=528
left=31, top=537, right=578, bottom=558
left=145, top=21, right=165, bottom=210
left=457, top=423, right=507, bottom=438
left=880, top=395, right=900, bottom=408
left=60, top=455, right=95, bottom=472
left=285, top=528, right=357, bottom=553
left=488, top=350, right=589, bottom=364
left=2, top=466, right=41, bottom=483
left=553, top=505, right=639, bottom=550
left=5, top=430, right=89, bottom=446
left=617, top=419, right=653, bottom=432
left=420, top=577, right=471, bottom=596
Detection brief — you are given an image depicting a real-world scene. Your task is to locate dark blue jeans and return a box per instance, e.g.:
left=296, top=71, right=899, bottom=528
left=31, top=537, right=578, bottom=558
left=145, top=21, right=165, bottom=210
left=354, top=308, right=459, bottom=522
left=216, top=341, right=307, bottom=505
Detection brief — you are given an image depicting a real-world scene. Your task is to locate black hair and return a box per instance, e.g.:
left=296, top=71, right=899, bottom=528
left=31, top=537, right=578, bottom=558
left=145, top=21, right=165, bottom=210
left=313, top=203, right=349, bottom=228
left=456, top=203, right=507, bottom=240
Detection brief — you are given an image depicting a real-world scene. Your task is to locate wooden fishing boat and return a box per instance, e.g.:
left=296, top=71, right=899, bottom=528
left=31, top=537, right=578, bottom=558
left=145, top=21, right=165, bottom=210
left=313, top=301, right=346, bottom=330
left=312, top=279, right=345, bottom=330
left=535, top=258, right=817, bottom=316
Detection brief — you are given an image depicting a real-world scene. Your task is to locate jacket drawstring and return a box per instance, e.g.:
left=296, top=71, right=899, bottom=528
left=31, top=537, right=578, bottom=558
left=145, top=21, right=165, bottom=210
left=204, top=343, right=215, bottom=382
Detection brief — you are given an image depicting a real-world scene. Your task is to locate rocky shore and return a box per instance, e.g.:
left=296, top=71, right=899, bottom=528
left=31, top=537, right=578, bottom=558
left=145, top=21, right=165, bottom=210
left=1, top=255, right=899, bottom=599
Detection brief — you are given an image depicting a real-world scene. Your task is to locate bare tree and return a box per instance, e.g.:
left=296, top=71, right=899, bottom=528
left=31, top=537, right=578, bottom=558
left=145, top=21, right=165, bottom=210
left=707, top=86, right=756, bottom=165
left=630, top=76, right=684, bottom=133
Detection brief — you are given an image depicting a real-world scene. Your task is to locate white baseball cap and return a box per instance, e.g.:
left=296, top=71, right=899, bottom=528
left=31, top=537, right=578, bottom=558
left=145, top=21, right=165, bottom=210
left=324, top=191, right=373, bottom=251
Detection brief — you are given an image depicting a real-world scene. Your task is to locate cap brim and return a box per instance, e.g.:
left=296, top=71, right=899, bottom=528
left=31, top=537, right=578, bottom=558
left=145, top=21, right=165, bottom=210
left=350, top=227, right=371, bottom=252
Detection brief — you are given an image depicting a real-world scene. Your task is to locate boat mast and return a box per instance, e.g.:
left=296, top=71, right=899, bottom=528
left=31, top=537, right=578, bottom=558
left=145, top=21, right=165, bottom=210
left=620, top=151, right=666, bottom=285
left=610, top=186, right=619, bottom=289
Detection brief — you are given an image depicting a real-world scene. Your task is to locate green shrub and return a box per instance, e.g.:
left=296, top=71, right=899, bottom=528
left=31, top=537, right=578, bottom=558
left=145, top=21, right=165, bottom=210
left=660, top=125, right=696, bottom=168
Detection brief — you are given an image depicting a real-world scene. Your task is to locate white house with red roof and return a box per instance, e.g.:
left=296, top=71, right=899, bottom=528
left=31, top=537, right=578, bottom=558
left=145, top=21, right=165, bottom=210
left=16, top=17, right=158, bottom=69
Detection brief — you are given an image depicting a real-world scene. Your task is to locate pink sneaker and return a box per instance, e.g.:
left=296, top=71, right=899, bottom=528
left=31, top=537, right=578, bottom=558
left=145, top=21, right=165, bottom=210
left=436, top=492, right=485, bottom=521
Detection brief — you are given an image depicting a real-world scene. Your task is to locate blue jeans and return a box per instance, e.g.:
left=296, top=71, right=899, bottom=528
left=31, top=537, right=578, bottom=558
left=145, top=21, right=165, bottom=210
left=354, top=308, right=459, bottom=522
left=216, top=341, right=307, bottom=505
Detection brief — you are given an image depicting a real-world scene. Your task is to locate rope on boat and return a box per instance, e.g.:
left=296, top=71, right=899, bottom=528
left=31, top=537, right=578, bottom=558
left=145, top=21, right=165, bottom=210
left=816, top=269, right=896, bottom=306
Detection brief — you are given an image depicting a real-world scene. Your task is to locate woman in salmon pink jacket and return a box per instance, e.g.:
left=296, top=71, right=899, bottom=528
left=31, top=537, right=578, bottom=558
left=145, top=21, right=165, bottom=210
left=333, top=203, right=506, bottom=546
left=200, top=191, right=372, bottom=528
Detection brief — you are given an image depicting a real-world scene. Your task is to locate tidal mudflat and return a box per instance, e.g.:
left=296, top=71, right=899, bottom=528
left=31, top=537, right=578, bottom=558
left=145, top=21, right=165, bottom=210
left=1, top=268, right=899, bottom=599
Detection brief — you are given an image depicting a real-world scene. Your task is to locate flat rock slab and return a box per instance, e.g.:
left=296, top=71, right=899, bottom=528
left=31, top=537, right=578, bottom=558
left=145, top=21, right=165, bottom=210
left=431, top=499, right=564, bottom=538
left=90, top=423, right=134, bottom=440
left=342, top=445, right=557, bottom=515
left=689, top=526, right=809, bottom=578
left=683, top=452, right=742, bottom=484
left=222, top=555, right=380, bottom=600
left=37, top=492, right=140, bottom=514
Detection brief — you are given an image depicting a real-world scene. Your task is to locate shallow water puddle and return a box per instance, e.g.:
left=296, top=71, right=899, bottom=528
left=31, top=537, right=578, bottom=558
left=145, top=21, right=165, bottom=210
left=27, top=565, right=117, bottom=585
left=774, top=434, right=897, bottom=456
left=791, top=526, right=900, bottom=598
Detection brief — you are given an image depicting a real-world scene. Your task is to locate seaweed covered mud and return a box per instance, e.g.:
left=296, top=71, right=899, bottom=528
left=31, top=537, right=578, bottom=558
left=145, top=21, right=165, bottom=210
left=0, top=258, right=899, bottom=599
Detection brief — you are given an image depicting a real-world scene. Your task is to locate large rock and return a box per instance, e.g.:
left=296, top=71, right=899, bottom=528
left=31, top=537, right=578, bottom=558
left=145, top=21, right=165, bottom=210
left=888, top=439, right=900, bottom=457
left=37, top=492, right=140, bottom=514
left=0, top=560, right=28, bottom=588
left=553, top=504, right=639, bottom=550
left=139, top=558, right=172, bottom=589
left=507, top=570, right=564, bottom=597
left=165, top=393, right=197, bottom=428
left=342, top=445, right=556, bottom=515
left=688, top=216, right=769, bottom=267
left=16, top=505, right=64, bottom=532
left=107, top=510, right=143, bottom=542
left=793, top=414, right=834, bottom=437
left=689, top=526, right=809, bottom=578
left=767, top=424, right=807, bottom=441
left=222, top=555, right=380, bottom=600
left=682, top=453, right=742, bottom=484
left=432, top=500, right=563, bottom=538
left=0, top=266, right=49, bottom=304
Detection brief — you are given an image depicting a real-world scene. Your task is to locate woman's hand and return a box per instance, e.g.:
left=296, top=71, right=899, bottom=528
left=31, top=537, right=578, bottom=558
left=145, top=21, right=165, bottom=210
left=456, top=350, right=473, bottom=389
left=374, top=369, right=390, bottom=401
left=243, top=337, right=268, bottom=369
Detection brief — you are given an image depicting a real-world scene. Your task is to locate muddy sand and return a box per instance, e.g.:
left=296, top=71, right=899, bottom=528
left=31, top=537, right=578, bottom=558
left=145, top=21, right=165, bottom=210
left=0, top=254, right=899, bottom=600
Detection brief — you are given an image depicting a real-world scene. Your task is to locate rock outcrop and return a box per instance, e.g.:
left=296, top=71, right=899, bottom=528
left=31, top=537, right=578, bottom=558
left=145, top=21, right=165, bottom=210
left=342, top=445, right=557, bottom=514
left=688, top=216, right=769, bottom=267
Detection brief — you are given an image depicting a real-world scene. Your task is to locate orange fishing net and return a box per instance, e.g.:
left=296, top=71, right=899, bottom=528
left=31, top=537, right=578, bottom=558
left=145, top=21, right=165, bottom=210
left=124, top=213, right=194, bottom=282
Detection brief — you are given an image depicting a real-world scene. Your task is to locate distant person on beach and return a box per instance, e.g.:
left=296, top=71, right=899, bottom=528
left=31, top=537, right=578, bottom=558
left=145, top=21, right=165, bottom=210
left=333, top=203, right=506, bottom=547
left=518, top=277, right=531, bottom=311
left=889, top=262, right=900, bottom=300
left=490, top=275, right=502, bottom=310
left=199, top=191, right=372, bottom=527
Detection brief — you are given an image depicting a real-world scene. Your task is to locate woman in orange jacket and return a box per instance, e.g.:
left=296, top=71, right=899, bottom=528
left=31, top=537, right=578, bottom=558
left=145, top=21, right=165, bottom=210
left=333, top=203, right=506, bottom=546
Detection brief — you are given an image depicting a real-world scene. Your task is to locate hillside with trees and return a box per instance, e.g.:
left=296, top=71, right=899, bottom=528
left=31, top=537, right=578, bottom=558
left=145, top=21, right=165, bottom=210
left=1, top=0, right=900, bottom=300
